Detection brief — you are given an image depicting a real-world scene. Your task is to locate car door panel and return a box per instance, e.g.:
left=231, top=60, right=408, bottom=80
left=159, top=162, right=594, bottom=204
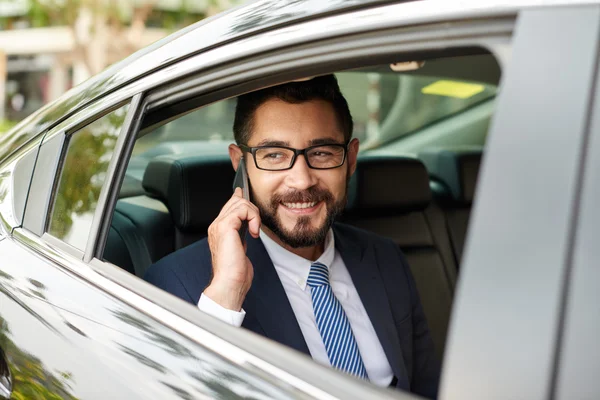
left=555, top=45, right=600, bottom=400
left=441, top=6, right=600, bottom=400
left=0, top=233, right=298, bottom=400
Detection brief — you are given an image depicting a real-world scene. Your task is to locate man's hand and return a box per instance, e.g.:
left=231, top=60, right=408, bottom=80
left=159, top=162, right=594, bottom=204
left=204, top=188, right=261, bottom=311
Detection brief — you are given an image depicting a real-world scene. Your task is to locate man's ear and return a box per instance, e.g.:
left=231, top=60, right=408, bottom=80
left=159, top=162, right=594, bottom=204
left=347, top=138, right=360, bottom=176
left=229, top=144, right=243, bottom=171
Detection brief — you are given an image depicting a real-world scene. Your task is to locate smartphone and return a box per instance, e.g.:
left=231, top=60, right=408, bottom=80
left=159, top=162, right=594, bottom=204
left=232, top=157, right=250, bottom=245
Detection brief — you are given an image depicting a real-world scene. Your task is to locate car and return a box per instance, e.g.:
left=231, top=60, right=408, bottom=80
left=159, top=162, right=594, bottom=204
left=1, top=0, right=600, bottom=398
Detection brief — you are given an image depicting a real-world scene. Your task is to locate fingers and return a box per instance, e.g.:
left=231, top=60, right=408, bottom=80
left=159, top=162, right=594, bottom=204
left=219, top=188, right=255, bottom=218
left=225, top=203, right=261, bottom=232
left=211, top=190, right=261, bottom=239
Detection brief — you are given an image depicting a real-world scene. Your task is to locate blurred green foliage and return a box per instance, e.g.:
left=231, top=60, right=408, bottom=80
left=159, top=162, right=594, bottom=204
left=48, top=104, right=129, bottom=245
left=0, top=315, right=78, bottom=400
left=0, top=0, right=206, bottom=31
left=0, top=120, right=17, bottom=135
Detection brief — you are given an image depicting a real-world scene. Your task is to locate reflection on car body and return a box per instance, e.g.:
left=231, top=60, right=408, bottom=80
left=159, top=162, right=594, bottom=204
left=0, top=0, right=599, bottom=399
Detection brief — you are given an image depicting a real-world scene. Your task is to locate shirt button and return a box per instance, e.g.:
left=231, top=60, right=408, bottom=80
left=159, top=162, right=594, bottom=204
left=298, top=278, right=304, bottom=286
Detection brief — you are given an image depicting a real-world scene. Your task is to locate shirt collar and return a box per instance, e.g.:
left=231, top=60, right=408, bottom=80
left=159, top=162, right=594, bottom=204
left=259, top=228, right=336, bottom=291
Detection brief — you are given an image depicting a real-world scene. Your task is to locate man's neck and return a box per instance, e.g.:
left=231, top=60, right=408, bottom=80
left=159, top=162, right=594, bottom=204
left=261, top=226, right=325, bottom=261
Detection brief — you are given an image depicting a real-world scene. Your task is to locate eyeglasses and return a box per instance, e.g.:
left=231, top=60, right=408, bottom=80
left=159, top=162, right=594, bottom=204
left=239, top=143, right=348, bottom=171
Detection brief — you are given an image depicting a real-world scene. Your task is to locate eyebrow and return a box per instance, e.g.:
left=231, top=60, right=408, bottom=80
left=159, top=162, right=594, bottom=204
left=308, top=138, right=345, bottom=146
left=254, top=137, right=344, bottom=147
left=255, top=139, right=290, bottom=147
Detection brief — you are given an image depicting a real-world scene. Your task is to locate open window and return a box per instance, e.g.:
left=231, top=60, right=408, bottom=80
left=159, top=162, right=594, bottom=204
left=96, top=41, right=501, bottom=370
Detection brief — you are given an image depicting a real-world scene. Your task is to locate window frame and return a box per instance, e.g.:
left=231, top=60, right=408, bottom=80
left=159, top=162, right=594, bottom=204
left=21, top=94, right=136, bottom=259
left=87, top=14, right=513, bottom=400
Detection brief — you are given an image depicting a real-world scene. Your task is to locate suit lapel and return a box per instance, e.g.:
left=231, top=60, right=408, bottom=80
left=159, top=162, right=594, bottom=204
left=242, top=235, right=311, bottom=356
left=333, top=225, right=408, bottom=387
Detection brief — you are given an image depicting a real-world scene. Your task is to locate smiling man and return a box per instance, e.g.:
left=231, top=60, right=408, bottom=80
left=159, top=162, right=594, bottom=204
left=145, top=75, right=439, bottom=398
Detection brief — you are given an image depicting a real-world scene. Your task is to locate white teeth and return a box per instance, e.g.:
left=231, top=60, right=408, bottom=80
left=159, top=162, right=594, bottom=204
left=283, top=202, right=317, bottom=209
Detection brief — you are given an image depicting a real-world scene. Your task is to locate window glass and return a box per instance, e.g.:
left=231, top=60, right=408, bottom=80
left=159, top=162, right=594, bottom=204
left=336, top=72, right=497, bottom=148
left=127, top=72, right=496, bottom=177
left=48, top=104, right=130, bottom=250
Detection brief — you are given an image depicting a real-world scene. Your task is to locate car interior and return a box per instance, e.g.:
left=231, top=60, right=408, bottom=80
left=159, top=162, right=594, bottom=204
left=101, top=51, right=500, bottom=363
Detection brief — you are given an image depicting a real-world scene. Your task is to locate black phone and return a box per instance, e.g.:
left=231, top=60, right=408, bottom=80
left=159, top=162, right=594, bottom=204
left=232, top=157, right=250, bottom=245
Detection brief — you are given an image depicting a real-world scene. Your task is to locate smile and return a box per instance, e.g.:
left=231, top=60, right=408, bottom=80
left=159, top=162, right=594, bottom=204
left=280, top=201, right=322, bottom=215
left=282, top=202, right=317, bottom=209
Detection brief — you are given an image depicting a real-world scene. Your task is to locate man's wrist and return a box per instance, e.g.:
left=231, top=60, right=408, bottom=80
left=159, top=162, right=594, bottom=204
left=198, top=294, right=246, bottom=327
left=203, top=280, right=248, bottom=312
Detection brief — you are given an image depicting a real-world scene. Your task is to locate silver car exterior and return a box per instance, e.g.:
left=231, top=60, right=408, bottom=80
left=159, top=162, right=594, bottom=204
left=0, top=1, right=599, bottom=399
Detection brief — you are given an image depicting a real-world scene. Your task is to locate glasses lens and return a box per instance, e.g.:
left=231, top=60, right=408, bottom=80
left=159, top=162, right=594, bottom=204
left=307, top=145, right=345, bottom=169
left=254, top=147, right=296, bottom=170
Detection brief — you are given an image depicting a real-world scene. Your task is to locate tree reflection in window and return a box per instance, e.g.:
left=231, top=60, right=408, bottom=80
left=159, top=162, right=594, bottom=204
left=48, top=104, right=130, bottom=250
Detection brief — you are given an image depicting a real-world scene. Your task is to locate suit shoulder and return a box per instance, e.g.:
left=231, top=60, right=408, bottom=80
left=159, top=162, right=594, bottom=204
left=144, top=238, right=212, bottom=304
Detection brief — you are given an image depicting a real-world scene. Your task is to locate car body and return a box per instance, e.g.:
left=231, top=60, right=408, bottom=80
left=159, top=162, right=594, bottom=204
left=1, top=0, right=600, bottom=399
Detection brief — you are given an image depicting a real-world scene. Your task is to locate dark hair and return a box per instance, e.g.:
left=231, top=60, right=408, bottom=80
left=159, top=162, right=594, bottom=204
left=233, top=74, right=353, bottom=145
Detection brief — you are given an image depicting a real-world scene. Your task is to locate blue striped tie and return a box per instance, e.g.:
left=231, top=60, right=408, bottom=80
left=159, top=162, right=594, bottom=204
left=307, top=261, right=369, bottom=379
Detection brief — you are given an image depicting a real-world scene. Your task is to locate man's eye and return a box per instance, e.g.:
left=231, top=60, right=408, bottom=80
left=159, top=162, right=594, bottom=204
left=264, top=152, right=285, bottom=159
left=313, top=151, right=333, bottom=157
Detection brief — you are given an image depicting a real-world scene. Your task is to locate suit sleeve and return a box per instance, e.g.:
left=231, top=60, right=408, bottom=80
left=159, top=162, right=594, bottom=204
left=144, top=240, right=213, bottom=305
left=395, top=245, right=441, bottom=399
left=144, top=261, right=196, bottom=304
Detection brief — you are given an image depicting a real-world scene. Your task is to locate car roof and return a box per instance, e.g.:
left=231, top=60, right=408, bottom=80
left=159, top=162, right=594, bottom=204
left=1, top=0, right=598, bottom=163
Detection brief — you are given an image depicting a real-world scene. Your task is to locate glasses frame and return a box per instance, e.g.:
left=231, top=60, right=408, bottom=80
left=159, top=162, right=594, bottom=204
left=239, top=143, right=349, bottom=171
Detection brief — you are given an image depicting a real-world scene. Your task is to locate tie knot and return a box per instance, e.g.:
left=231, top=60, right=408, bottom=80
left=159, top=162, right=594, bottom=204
left=307, top=262, right=330, bottom=288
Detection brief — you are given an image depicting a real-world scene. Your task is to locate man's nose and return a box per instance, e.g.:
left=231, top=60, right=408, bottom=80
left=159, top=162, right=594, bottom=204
left=284, top=154, right=317, bottom=190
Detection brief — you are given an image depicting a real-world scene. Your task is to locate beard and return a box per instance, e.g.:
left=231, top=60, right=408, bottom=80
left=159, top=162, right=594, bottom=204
left=254, top=185, right=347, bottom=248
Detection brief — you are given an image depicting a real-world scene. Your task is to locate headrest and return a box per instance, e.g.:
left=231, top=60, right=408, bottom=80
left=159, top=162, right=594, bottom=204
left=142, top=154, right=235, bottom=231
left=347, top=156, right=432, bottom=213
left=419, top=148, right=482, bottom=205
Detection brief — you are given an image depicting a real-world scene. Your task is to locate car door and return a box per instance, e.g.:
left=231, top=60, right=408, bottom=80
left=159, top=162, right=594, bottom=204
left=0, top=93, right=317, bottom=399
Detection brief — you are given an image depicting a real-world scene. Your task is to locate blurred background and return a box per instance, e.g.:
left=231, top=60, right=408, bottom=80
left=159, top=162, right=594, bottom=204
left=0, top=0, right=245, bottom=134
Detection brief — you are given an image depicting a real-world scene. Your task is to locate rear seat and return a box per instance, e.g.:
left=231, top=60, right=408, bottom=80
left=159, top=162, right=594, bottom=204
left=104, top=152, right=459, bottom=360
left=419, top=148, right=482, bottom=265
left=343, top=156, right=458, bottom=360
left=103, top=154, right=235, bottom=277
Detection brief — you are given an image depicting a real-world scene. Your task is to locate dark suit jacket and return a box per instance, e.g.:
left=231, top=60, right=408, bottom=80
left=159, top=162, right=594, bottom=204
left=145, top=223, right=440, bottom=398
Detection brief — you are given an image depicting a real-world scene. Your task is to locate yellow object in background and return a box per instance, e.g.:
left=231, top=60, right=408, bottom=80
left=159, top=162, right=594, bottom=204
left=421, top=80, right=485, bottom=99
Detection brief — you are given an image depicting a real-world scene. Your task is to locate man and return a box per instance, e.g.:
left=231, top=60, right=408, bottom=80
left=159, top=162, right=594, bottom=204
left=145, top=75, right=440, bottom=398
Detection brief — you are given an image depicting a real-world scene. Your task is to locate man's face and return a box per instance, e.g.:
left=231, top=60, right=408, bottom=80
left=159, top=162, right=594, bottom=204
left=230, top=98, right=359, bottom=248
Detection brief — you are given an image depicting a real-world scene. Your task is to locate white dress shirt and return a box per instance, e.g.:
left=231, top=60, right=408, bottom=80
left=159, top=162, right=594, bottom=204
left=198, top=229, right=394, bottom=387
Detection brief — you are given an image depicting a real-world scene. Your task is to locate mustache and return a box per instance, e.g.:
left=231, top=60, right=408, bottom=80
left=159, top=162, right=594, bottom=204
left=271, top=187, right=333, bottom=204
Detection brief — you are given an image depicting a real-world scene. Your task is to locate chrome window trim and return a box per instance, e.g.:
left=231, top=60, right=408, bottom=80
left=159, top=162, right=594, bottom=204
left=11, top=226, right=403, bottom=400
left=84, top=93, right=144, bottom=262
left=41, top=231, right=85, bottom=260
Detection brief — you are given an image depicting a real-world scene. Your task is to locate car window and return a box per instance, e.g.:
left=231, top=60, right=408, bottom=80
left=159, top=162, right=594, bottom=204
left=128, top=71, right=496, bottom=175
left=47, top=104, right=130, bottom=250
left=337, top=72, right=497, bottom=149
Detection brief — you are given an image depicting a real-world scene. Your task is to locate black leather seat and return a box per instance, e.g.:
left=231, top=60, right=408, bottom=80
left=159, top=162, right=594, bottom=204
left=343, top=156, right=458, bottom=360
left=103, top=154, right=235, bottom=277
left=419, top=148, right=482, bottom=266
